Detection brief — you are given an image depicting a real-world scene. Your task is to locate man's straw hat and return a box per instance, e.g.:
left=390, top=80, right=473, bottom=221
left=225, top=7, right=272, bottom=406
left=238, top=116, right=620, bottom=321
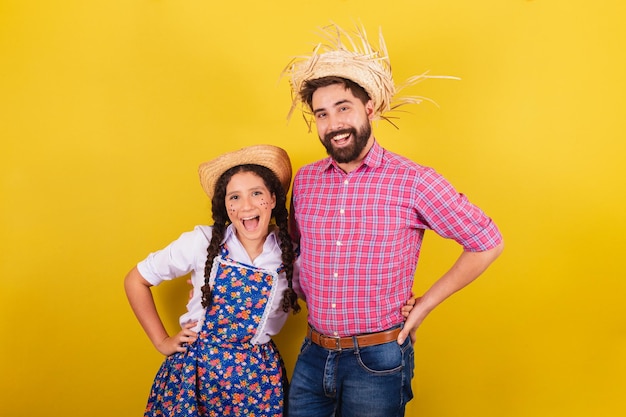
left=282, top=23, right=458, bottom=129
left=198, top=145, right=292, bottom=199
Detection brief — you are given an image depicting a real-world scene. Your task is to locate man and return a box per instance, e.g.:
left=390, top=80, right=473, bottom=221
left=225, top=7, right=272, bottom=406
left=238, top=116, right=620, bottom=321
left=283, top=24, right=504, bottom=417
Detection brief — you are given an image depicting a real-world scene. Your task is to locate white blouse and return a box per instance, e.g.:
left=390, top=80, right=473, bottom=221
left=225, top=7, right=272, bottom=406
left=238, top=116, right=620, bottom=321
left=137, top=224, right=297, bottom=345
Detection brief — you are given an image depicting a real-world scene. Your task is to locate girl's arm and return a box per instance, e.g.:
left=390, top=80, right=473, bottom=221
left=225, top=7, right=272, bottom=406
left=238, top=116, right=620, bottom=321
left=124, top=266, right=197, bottom=355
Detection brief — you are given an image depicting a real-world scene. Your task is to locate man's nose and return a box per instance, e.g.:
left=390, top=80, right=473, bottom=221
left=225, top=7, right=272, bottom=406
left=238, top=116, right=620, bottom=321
left=328, top=113, right=344, bottom=130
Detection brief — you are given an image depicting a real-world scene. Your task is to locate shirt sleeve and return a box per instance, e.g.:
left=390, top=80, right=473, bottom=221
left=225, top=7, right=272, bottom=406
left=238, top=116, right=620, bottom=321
left=291, top=250, right=306, bottom=302
left=416, top=168, right=502, bottom=252
left=136, top=227, right=209, bottom=286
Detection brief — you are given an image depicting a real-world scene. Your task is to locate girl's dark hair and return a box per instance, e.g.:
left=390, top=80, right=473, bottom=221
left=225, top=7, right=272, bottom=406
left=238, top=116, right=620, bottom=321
left=200, top=164, right=300, bottom=314
left=300, top=76, right=371, bottom=110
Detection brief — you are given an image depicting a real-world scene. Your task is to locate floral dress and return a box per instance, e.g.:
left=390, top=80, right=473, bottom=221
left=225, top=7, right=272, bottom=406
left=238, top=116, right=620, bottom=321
left=144, top=246, right=286, bottom=417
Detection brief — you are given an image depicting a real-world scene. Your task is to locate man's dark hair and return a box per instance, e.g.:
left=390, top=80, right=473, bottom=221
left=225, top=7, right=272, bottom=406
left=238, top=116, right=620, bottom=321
left=300, top=76, right=371, bottom=111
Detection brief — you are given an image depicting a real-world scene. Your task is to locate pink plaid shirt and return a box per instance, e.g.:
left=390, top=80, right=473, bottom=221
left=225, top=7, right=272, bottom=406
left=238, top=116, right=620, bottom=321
left=291, top=141, right=502, bottom=337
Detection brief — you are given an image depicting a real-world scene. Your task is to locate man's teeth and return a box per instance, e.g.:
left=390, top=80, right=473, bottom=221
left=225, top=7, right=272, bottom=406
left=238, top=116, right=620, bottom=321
left=333, top=133, right=350, bottom=141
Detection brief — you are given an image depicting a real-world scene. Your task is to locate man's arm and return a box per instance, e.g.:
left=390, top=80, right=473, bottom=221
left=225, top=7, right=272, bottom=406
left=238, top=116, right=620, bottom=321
left=397, top=240, right=504, bottom=344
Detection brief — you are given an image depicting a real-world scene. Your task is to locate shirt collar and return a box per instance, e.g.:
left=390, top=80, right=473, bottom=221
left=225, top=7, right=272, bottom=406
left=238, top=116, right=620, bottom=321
left=223, top=223, right=279, bottom=248
left=361, top=140, right=384, bottom=169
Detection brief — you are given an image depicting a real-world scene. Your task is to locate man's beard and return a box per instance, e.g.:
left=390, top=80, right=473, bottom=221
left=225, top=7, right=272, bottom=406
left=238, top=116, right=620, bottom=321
left=320, top=121, right=371, bottom=164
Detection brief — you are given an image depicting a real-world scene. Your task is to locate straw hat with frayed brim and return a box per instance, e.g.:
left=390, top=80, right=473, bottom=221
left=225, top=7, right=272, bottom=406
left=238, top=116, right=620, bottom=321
left=282, top=23, right=459, bottom=130
left=198, top=145, right=292, bottom=199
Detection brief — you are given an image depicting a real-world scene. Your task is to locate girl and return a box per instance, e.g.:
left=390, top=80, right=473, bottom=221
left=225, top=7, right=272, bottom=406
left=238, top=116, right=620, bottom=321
left=125, top=145, right=300, bottom=417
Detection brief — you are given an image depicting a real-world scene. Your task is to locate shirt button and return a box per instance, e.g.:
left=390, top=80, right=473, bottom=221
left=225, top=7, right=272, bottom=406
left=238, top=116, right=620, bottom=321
left=336, top=241, right=341, bottom=246
left=333, top=331, right=339, bottom=336
left=333, top=272, right=338, bottom=278
left=331, top=303, right=336, bottom=308
left=340, top=209, right=345, bottom=214
left=343, top=179, right=349, bottom=185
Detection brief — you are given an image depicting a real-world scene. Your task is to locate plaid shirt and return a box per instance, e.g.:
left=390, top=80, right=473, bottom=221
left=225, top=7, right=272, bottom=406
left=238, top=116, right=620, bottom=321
left=291, top=141, right=502, bottom=337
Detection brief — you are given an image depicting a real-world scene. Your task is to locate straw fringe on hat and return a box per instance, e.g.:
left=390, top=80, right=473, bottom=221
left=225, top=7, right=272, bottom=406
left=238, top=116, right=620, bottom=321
left=198, top=145, right=292, bottom=199
left=282, top=23, right=459, bottom=130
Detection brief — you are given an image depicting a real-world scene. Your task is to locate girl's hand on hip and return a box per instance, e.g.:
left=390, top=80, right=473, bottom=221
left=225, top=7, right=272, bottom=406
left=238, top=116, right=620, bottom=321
left=156, top=321, right=198, bottom=356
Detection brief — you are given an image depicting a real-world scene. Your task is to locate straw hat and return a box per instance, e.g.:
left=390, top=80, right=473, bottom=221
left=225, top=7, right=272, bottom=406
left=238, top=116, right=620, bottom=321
left=283, top=23, right=458, bottom=129
left=198, top=145, right=292, bottom=199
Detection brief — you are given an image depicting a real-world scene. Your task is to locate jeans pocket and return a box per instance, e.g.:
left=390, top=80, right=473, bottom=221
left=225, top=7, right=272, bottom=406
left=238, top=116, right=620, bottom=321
left=299, top=337, right=312, bottom=355
left=355, top=341, right=404, bottom=375
left=401, top=338, right=415, bottom=402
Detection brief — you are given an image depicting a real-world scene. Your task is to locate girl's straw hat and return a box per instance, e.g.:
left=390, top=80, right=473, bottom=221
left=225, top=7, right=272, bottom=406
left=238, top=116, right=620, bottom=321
left=198, top=145, right=292, bottom=199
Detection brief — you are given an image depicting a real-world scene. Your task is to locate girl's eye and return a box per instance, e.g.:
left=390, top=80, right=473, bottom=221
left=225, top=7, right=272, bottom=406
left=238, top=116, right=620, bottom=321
left=228, top=195, right=239, bottom=201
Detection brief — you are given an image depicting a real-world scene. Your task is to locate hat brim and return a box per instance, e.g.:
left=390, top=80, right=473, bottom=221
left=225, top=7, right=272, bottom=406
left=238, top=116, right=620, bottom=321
left=198, top=145, right=292, bottom=199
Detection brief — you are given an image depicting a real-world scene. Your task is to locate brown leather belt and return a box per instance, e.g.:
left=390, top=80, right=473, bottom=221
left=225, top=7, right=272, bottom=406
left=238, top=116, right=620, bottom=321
left=307, top=325, right=401, bottom=351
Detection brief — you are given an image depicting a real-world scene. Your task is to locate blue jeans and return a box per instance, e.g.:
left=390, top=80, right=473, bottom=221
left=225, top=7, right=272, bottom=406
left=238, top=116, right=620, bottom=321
left=287, top=327, right=414, bottom=417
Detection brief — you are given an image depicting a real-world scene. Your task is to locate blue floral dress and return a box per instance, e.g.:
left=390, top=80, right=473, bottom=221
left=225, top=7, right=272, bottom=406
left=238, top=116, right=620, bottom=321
left=144, top=246, right=286, bottom=417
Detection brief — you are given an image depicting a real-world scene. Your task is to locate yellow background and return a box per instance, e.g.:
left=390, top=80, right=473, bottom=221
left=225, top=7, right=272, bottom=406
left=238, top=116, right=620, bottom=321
left=1, top=0, right=625, bottom=416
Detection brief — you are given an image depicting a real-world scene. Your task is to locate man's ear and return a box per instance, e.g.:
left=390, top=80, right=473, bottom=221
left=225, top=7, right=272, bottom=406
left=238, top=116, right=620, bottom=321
left=366, top=100, right=375, bottom=120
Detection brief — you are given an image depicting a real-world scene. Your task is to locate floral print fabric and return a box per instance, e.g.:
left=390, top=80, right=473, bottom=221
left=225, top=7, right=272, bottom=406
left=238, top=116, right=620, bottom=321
left=144, top=248, right=285, bottom=416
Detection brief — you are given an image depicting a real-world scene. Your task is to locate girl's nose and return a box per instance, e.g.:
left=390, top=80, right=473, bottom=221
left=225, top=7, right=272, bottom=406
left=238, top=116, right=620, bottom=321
left=240, top=196, right=254, bottom=210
